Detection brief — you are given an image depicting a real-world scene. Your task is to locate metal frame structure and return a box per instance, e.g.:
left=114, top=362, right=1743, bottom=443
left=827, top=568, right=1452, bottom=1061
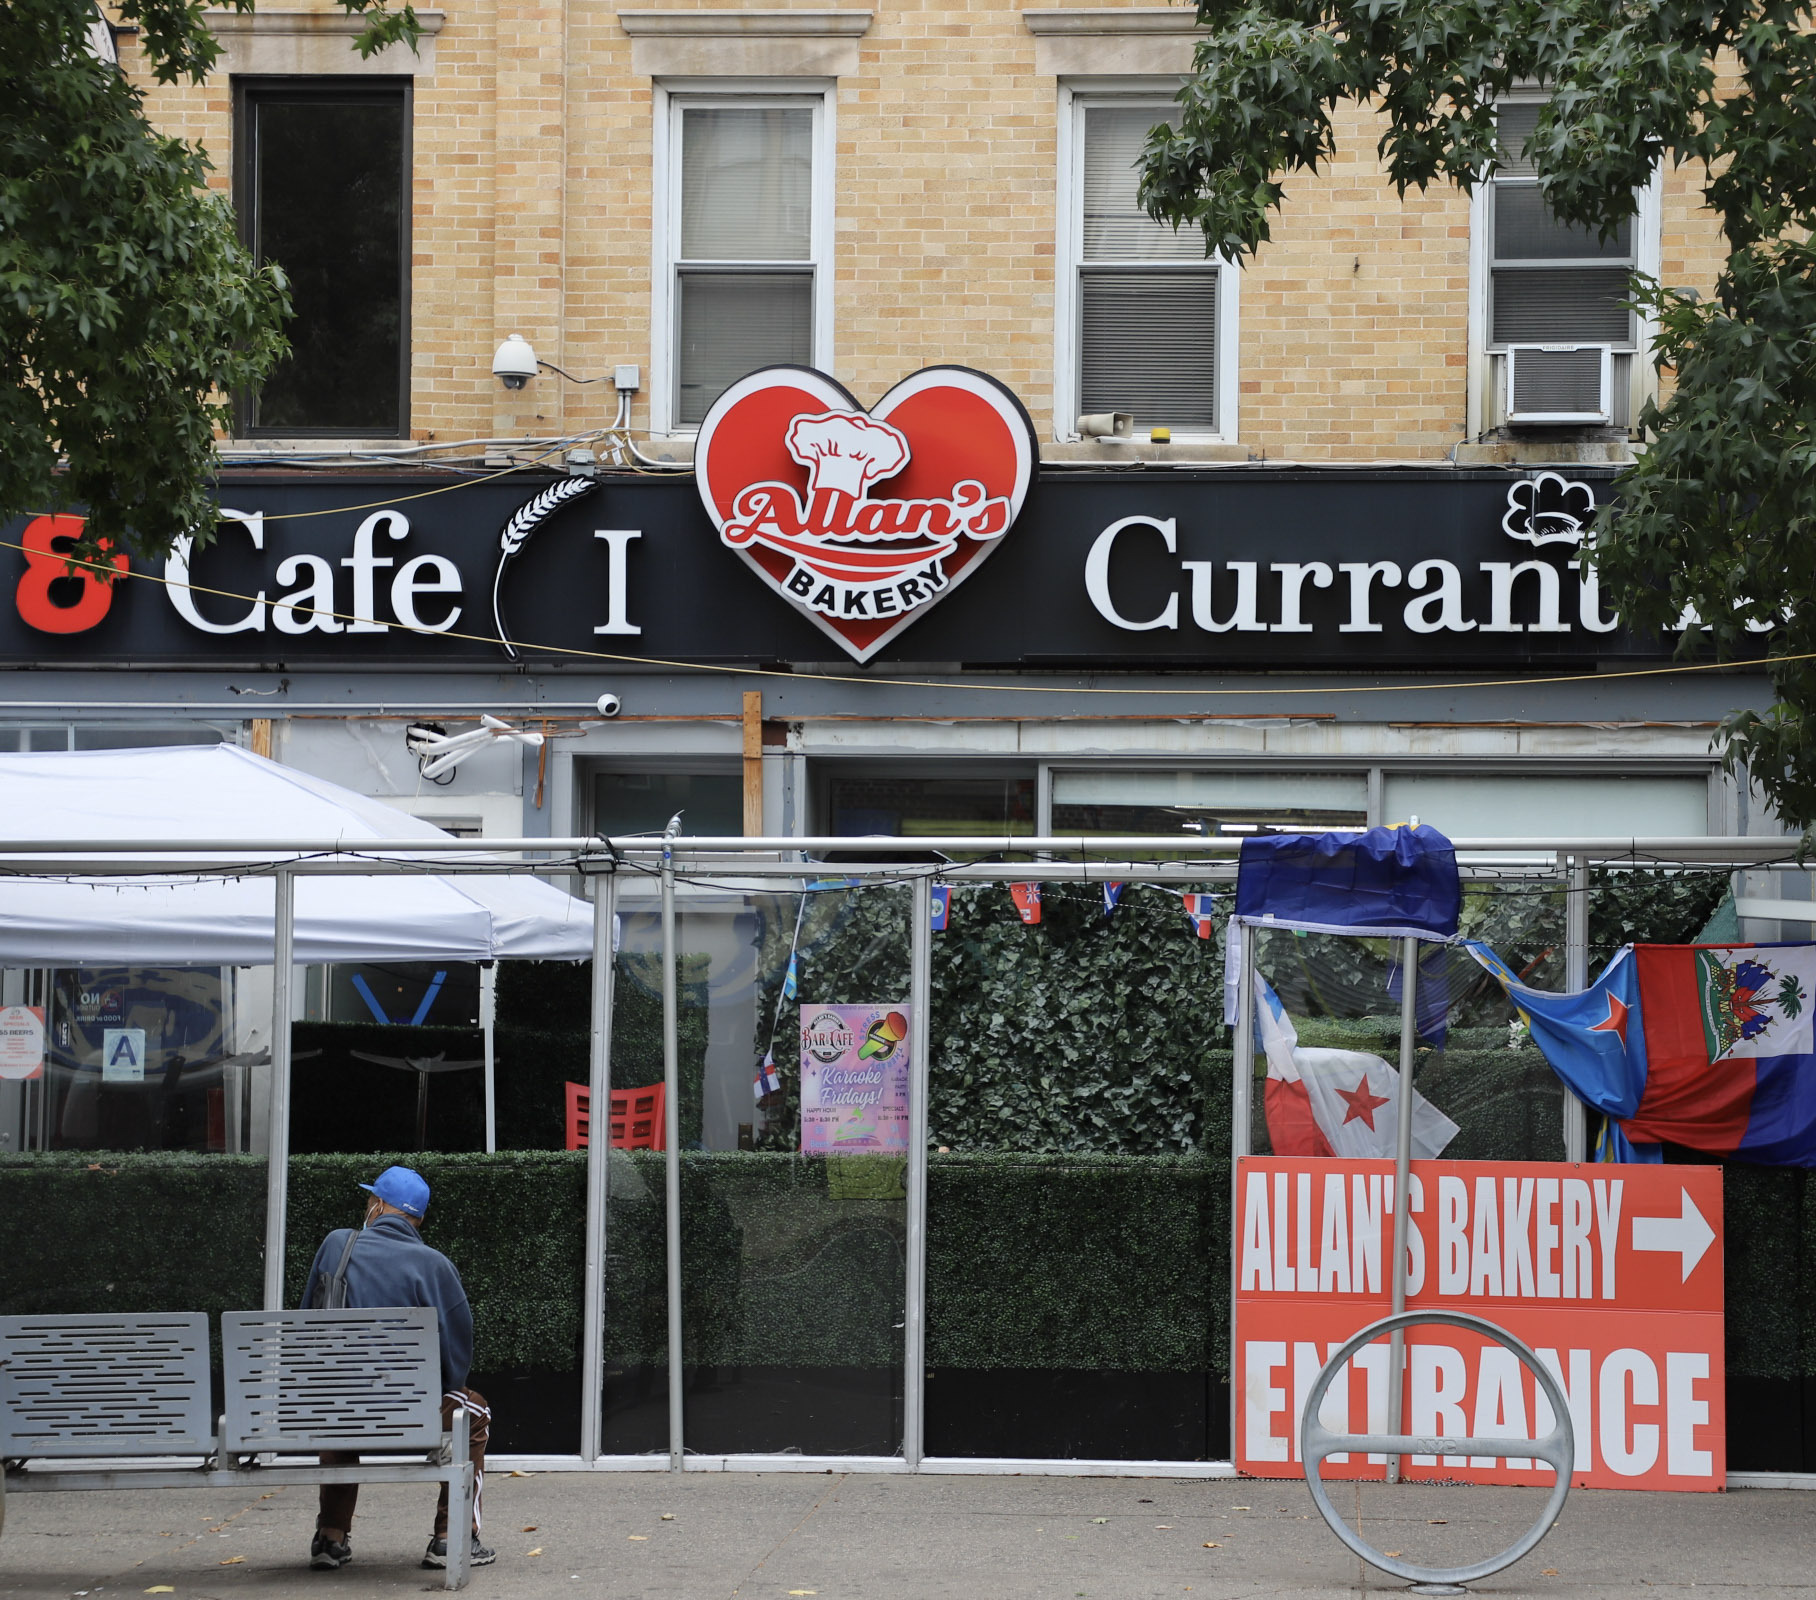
left=0, top=831, right=1797, bottom=1475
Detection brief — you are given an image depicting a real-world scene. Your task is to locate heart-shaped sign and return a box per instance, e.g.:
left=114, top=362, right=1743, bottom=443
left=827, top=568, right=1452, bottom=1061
left=695, top=365, right=1037, bottom=662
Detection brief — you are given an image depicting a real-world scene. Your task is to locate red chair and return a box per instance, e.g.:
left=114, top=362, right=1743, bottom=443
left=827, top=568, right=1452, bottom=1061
left=565, top=1081, right=666, bottom=1151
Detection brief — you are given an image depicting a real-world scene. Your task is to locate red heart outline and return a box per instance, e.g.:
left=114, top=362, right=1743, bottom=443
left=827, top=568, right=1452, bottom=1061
left=695, top=365, right=1038, bottom=662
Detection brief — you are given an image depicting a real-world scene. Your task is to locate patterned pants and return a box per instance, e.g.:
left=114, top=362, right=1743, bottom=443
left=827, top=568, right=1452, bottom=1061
left=316, top=1387, right=490, bottom=1540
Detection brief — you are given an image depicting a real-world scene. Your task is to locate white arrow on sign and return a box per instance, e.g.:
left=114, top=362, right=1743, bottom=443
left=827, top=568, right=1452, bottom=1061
left=1631, top=1190, right=1716, bottom=1282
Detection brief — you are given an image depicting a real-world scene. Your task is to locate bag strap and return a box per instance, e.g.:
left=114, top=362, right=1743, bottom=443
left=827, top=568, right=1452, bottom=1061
left=319, top=1227, right=361, bottom=1309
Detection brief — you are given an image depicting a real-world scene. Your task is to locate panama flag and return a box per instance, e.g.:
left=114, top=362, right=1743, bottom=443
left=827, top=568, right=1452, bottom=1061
left=1470, top=939, right=1816, bottom=1165
left=1184, top=893, right=1216, bottom=939
left=1257, top=977, right=1459, bottom=1158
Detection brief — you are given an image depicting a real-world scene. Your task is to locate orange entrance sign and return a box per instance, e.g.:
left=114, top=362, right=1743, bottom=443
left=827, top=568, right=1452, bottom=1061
left=1234, top=1157, right=1724, bottom=1490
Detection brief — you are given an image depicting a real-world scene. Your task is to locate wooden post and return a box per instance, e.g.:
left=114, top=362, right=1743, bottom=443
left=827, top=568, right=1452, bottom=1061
left=741, top=691, right=763, bottom=837
left=250, top=718, right=273, bottom=759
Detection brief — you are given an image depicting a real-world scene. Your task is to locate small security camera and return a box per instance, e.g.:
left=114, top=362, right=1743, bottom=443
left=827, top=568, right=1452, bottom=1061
left=492, top=334, right=538, bottom=391
left=595, top=693, right=622, bottom=718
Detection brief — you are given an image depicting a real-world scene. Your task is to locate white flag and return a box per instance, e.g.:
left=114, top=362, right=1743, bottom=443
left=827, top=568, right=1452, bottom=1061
left=1256, top=977, right=1459, bottom=1159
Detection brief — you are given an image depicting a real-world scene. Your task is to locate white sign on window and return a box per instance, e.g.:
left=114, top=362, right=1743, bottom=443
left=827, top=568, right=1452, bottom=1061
left=102, top=1027, right=147, bottom=1084
left=0, top=1005, right=44, bottom=1080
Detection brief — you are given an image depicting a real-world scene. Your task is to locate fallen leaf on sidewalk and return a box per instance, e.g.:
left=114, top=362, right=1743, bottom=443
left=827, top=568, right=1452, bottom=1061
left=787, top=1591, right=817, bottom=1595
left=1231, top=1505, right=1251, bottom=1511
left=1156, top=1524, right=1173, bottom=1530
left=660, top=1513, right=676, bottom=1521
left=1542, top=1570, right=1560, bottom=1577
left=1202, top=1542, right=1221, bottom=1549
left=1428, top=1519, right=1447, bottom=1525
left=218, top=1557, right=245, bottom=1566
left=522, top=1526, right=538, bottom=1533
left=145, top=1589, right=175, bottom=1594
left=627, top=1535, right=648, bottom=1541
left=1090, top=1517, right=1109, bottom=1523
left=526, top=1549, right=543, bottom=1558
left=508, top=1469, right=535, bottom=1478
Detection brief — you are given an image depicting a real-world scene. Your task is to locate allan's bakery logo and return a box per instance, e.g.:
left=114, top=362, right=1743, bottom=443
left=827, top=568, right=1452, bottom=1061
left=694, top=365, right=1037, bottom=662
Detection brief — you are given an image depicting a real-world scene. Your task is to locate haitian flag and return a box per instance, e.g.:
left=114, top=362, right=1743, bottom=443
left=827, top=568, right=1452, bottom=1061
left=1467, top=940, right=1816, bottom=1166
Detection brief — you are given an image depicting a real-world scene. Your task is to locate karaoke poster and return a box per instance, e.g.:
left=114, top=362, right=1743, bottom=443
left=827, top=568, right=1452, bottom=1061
left=799, top=1004, right=911, bottom=1154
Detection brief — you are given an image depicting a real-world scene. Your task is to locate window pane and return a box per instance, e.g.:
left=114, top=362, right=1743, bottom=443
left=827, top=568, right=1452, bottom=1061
left=249, top=94, right=405, bottom=433
left=1492, top=266, right=1632, bottom=344
left=681, top=107, right=813, bottom=261
left=1080, top=267, right=1217, bottom=427
left=1495, top=102, right=1544, bottom=176
left=1052, top=770, right=1368, bottom=834
left=1494, top=186, right=1629, bottom=261
left=828, top=775, right=1035, bottom=837
left=1381, top=774, right=1709, bottom=837
left=676, top=270, right=812, bottom=425
left=1081, top=105, right=1201, bottom=262
left=594, top=772, right=745, bottom=839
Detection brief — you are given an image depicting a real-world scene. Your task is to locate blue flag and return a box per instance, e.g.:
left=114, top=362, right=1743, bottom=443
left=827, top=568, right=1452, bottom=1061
left=931, top=884, right=951, bottom=931
left=1103, top=882, right=1124, bottom=917
left=1465, top=941, right=1647, bottom=1118
left=782, top=952, right=798, bottom=1001
left=1237, top=825, right=1460, bottom=938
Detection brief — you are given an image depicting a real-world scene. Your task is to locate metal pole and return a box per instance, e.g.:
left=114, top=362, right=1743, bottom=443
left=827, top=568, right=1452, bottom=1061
left=261, top=869, right=294, bottom=1312
left=579, top=871, right=618, bottom=1462
left=904, top=874, right=933, bottom=1467
left=1385, top=935, right=1418, bottom=1484
left=480, top=962, right=497, bottom=1154
left=661, top=819, right=684, bottom=1472
left=1229, top=922, right=1255, bottom=1464
left=1563, top=854, right=1590, bottom=1162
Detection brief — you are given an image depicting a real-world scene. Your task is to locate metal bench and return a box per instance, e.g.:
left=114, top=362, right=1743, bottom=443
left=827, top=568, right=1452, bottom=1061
left=0, top=1309, right=476, bottom=1589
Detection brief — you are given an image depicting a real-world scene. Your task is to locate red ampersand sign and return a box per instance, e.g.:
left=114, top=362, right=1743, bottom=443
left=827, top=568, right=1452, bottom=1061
left=15, top=515, right=128, bottom=634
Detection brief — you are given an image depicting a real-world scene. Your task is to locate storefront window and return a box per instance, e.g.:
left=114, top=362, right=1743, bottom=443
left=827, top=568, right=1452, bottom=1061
left=1052, top=770, right=1368, bottom=835
left=594, top=771, right=743, bottom=839
left=1382, top=773, right=1709, bottom=837
left=827, top=774, right=1035, bottom=837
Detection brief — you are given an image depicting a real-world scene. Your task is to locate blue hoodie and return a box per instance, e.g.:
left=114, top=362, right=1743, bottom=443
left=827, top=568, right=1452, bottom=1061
left=301, top=1213, right=475, bottom=1393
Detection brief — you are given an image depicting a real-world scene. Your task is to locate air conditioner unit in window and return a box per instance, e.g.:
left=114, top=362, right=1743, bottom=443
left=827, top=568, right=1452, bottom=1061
left=1505, top=344, right=1614, bottom=425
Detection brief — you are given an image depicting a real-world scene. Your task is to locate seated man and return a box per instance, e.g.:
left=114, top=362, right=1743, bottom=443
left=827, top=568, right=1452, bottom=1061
left=300, top=1164, right=495, bottom=1572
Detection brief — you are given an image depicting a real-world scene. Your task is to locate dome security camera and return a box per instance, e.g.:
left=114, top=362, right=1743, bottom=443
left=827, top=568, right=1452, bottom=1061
left=492, top=334, right=538, bottom=391
left=595, top=693, right=622, bottom=718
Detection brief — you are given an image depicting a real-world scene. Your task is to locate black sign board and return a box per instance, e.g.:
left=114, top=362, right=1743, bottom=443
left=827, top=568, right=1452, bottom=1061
left=0, top=466, right=1661, bottom=670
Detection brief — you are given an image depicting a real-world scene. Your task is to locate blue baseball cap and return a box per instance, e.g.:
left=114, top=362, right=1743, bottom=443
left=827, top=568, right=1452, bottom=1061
left=358, top=1165, right=431, bottom=1218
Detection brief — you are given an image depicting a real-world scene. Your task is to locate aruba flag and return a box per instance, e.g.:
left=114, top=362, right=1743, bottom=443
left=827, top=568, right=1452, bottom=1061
left=1468, top=940, right=1816, bottom=1166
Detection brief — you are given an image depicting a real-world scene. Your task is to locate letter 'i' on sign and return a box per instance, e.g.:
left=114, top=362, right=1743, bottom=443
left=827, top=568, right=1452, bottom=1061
left=1233, top=1156, right=1724, bottom=1490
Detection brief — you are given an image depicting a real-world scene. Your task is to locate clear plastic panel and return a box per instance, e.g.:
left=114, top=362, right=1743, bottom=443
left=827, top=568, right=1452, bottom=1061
left=924, top=879, right=1228, bottom=1460
left=665, top=882, right=911, bottom=1456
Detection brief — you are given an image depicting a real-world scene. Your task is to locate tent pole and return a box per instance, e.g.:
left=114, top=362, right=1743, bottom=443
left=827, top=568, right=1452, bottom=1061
left=661, top=822, right=683, bottom=1473
left=262, top=869, right=295, bottom=1312
left=904, top=874, right=932, bottom=1468
left=1385, top=934, right=1418, bottom=1485
left=580, top=871, right=618, bottom=1463
left=1229, top=921, right=1255, bottom=1465
left=1562, top=854, right=1589, bottom=1161
left=481, top=962, right=497, bottom=1154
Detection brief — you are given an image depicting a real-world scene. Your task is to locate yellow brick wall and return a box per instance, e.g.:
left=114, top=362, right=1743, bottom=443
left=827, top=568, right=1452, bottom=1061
left=122, top=0, right=1732, bottom=459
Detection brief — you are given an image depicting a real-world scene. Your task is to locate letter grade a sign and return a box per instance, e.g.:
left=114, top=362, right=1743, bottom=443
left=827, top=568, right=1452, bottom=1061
left=1235, top=1156, right=1725, bottom=1490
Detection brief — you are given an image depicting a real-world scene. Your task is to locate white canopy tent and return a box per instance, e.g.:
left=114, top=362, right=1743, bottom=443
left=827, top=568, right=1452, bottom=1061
left=0, top=744, right=593, bottom=964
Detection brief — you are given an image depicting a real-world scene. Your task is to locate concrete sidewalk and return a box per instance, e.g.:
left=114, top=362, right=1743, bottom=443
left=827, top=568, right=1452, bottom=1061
left=0, top=1472, right=1809, bottom=1600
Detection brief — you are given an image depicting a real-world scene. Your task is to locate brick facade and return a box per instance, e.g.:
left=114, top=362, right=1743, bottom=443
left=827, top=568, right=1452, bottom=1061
left=125, top=2, right=1730, bottom=459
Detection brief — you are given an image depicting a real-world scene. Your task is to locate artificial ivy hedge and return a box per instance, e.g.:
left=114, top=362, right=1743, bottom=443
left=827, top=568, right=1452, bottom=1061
left=2, top=1147, right=1813, bottom=1385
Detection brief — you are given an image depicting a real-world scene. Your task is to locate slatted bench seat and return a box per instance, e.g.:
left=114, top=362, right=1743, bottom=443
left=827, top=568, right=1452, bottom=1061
left=0, top=1309, right=476, bottom=1589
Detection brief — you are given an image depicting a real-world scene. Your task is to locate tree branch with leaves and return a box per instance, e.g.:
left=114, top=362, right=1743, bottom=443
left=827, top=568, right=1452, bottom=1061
left=1140, top=0, right=1816, bottom=831
left=1, top=0, right=417, bottom=562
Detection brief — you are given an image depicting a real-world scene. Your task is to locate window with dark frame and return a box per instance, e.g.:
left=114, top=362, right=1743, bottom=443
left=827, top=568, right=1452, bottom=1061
left=235, top=80, right=411, bottom=437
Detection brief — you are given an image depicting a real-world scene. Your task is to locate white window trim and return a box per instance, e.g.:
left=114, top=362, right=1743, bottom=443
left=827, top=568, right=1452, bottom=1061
left=1466, top=97, right=1662, bottom=436
left=649, top=78, right=836, bottom=436
left=1054, top=81, right=1240, bottom=445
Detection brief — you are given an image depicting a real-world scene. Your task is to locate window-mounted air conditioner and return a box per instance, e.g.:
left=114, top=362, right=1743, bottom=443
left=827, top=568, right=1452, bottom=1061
left=1504, top=344, right=1614, bottom=425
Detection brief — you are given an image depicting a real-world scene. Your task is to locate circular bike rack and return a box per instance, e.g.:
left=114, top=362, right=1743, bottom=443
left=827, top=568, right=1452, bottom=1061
left=1299, top=1310, right=1575, bottom=1595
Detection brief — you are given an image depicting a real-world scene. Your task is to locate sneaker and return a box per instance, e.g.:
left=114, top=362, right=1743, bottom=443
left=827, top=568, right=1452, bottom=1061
left=422, top=1534, right=496, bottom=1569
left=310, top=1532, right=353, bottom=1570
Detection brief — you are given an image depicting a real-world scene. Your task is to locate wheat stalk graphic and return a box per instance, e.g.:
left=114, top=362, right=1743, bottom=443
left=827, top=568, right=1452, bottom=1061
left=492, top=475, right=600, bottom=659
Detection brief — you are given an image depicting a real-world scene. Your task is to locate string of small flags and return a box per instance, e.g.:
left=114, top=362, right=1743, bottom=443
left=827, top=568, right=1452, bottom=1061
left=756, top=877, right=860, bottom=1102
left=930, top=880, right=1220, bottom=938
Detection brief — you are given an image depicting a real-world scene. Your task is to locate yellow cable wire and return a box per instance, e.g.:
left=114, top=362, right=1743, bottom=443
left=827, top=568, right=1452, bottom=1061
left=0, top=535, right=1802, bottom=700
